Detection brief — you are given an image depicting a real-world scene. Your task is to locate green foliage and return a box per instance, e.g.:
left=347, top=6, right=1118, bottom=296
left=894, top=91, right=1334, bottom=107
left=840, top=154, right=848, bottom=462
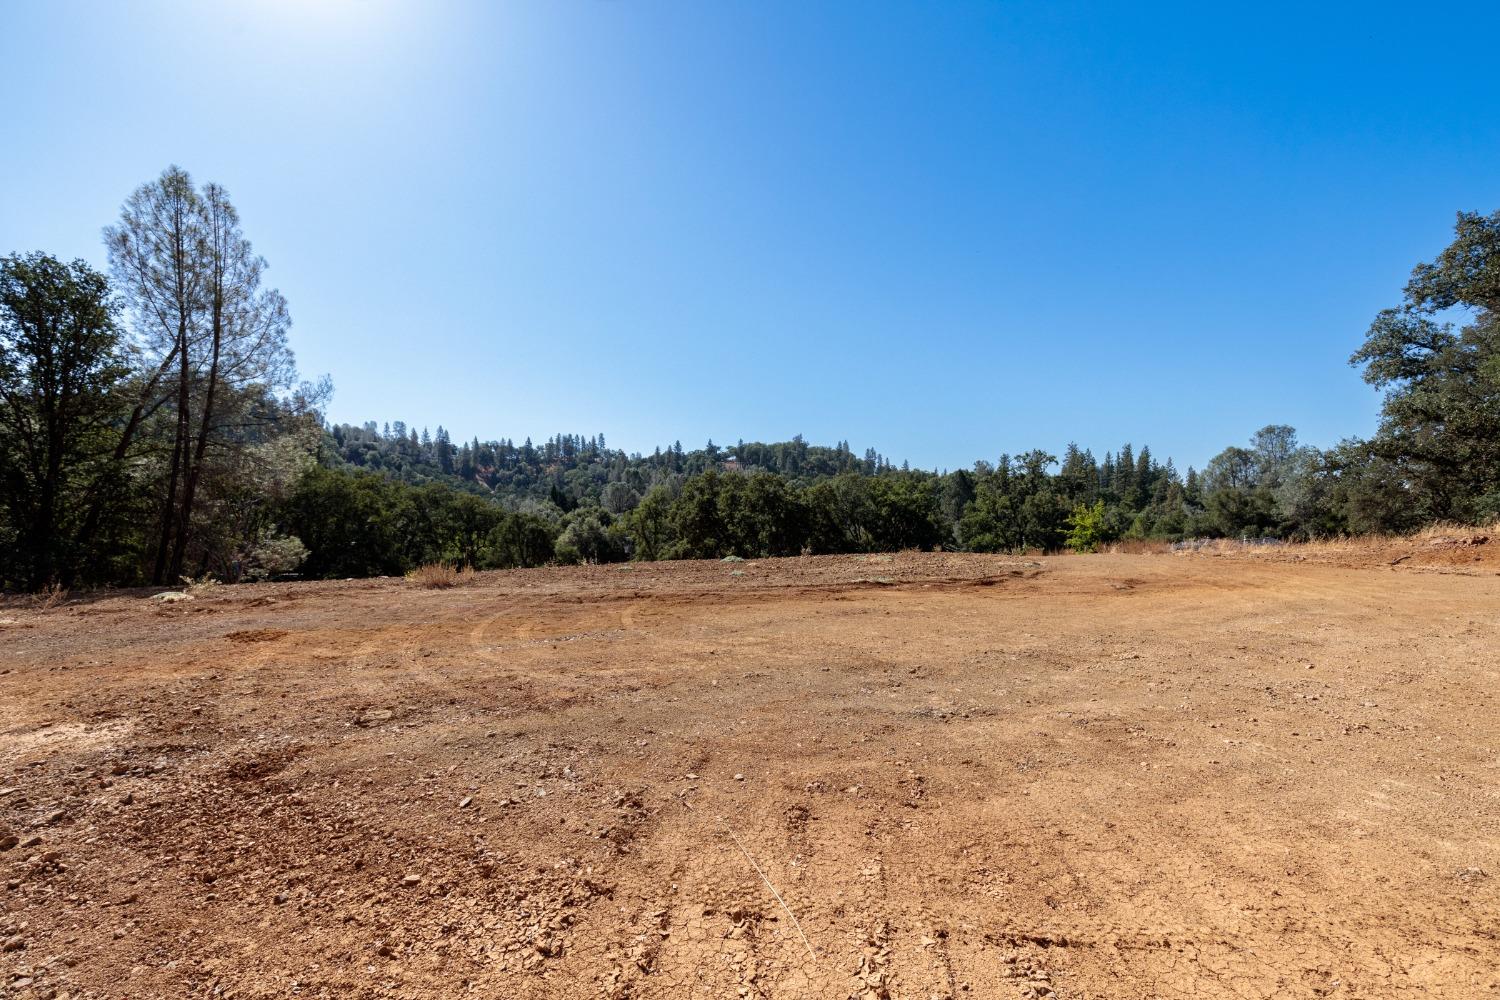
left=0, top=167, right=325, bottom=592
left=241, top=530, right=309, bottom=581
left=278, top=466, right=562, bottom=578
left=324, top=426, right=888, bottom=508
left=0, top=252, right=130, bottom=588
left=865, top=475, right=945, bottom=551
left=555, top=508, right=617, bottom=564
left=280, top=466, right=406, bottom=578
left=805, top=475, right=879, bottom=553
left=1197, top=426, right=1342, bottom=540
left=627, top=485, right=676, bottom=561
left=1349, top=210, right=1500, bottom=522
left=958, top=453, right=1070, bottom=552
left=1323, top=441, right=1419, bottom=536
left=484, top=512, right=557, bottom=570
left=725, top=471, right=807, bottom=557
left=668, top=470, right=730, bottom=559
left=1065, top=500, right=1107, bottom=553
left=799, top=474, right=944, bottom=553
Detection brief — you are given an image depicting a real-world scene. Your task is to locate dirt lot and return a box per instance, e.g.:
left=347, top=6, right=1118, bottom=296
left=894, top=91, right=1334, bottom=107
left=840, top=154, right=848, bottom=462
left=2, top=545, right=1498, bottom=999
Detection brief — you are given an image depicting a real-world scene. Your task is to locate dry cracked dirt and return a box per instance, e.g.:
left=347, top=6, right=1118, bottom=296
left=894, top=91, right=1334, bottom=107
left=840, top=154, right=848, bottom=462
left=2, top=546, right=1498, bottom=999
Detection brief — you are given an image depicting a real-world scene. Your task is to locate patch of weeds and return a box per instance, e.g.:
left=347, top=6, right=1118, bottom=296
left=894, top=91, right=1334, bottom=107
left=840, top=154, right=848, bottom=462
left=33, top=583, right=69, bottom=610
left=405, top=563, right=478, bottom=588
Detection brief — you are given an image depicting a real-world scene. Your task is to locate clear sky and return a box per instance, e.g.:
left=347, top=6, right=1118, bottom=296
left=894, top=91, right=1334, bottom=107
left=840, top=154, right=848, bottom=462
left=4, top=1, right=1498, bottom=472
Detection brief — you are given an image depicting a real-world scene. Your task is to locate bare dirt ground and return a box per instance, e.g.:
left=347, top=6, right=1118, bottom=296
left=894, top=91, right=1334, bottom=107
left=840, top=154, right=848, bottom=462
left=2, top=542, right=1498, bottom=999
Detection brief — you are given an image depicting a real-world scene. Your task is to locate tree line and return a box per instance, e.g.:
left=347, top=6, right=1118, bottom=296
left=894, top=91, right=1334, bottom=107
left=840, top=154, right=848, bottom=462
left=3, top=168, right=1497, bottom=590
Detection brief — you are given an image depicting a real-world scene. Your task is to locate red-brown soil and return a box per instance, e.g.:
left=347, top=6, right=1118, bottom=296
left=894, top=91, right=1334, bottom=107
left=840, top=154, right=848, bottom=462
left=2, top=548, right=1498, bottom=998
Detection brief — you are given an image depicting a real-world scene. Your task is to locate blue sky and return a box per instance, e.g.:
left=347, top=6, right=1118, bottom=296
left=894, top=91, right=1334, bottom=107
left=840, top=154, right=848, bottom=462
left=3, top=1, right=1497, bottom=472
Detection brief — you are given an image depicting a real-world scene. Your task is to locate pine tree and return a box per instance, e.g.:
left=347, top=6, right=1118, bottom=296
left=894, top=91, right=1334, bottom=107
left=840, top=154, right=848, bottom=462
left=1133, top=445, right=1152, bottom=508
left=435, top=426, right=454, bottom=475
left=1116, top=443, right=1135, bottom=502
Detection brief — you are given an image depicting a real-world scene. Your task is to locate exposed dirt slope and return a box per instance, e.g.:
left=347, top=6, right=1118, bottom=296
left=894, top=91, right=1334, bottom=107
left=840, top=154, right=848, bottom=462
left=2, top=552, right=1497, bottom=998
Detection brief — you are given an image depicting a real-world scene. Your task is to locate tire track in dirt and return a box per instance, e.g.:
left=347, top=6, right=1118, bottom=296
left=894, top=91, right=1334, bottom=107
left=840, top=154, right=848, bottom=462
left=4, top=552, right=1499, bottom=998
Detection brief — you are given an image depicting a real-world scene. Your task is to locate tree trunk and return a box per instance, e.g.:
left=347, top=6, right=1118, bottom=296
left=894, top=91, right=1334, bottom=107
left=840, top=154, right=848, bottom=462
left=170, top=289, right=222, bottom=582
left=152, top=310, right=192, bottom=585
left=33, top=422, right=60, bottom=589
left=72, top=347, right=177, bottom=567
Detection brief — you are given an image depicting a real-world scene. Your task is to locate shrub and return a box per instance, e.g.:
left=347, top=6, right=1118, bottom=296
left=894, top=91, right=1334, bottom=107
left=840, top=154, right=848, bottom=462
left=1065, top=500, right=1107, bottom=553
left=242, top=531, right=309, bottom=581
left=33, top=582, right=68, bottom=609
left=405, top=563, right=476, bottom=588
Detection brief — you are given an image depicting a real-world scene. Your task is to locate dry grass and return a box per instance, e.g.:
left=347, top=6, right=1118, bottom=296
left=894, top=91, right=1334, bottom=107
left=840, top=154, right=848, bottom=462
left=1163, top=518, right=1499, bottom=571
left=1410, top=518, right=1499, bottom=542
left=405, top=563, right=479, bottom=588
left=181, top=575, right=221, bottom=597
left=1283, top=520, right=1496, bottom=563
left=1103, top=539, right=1174, bottom=555
left=1276, top=520, right=1494, bottom=553
left=1168, top=538, right=1277, bottom=556
left=33, top=582, right=69, bottom=610
left=1279, top=519, right=1494, bottom=553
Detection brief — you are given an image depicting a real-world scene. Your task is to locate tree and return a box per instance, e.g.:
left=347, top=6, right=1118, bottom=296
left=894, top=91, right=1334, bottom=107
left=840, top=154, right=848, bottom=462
left=1057, top=444, right=1097, bottom=504
left=0, top=254, right=129, bottom=588
left=720, top=471, right=807, bottom=557
left=1201, top=441, right=1276, bottom=538
left=555, top=508, right=613, bottom=564
left=445, top=491, right=505, bottom=567
left=1324, top=440, right=1420, bottom=536
left=1203, top=446, right=1257, bottom=491
left=1273, top=447, right=1340, bottom=539
left=105, top=166, right=203, bottom=582
left=172, top=181, right=294, bottom=580
left=107, top=167, right=296, bottom=583
left=601, top=479, right=640, bottom=515
left=435, top=426, right=454, bottom=474
left=669, top=470, right=728, bottom=558
left=279, top=466, right=405, bottom=578
left=628, top=484, right=677, bottom=560
left=1250, top=425, right=1298, bottom=487
left=1351, top=210, right=1500, bottom=521
left=805, top=475, right=877, bottom=553
left=866, top=474, right=945, bottom=550
left=484, top=512, right=558, bottom=569
left=958, top=477, right=1020, bottom=552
